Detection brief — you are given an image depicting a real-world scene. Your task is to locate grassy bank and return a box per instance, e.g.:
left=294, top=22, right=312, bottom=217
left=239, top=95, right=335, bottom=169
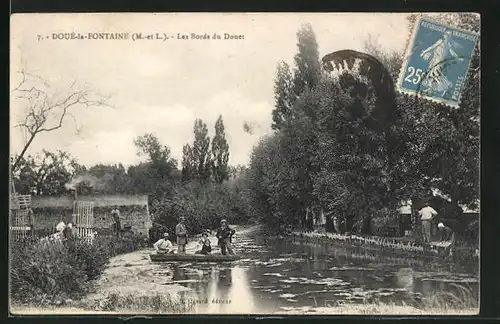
left=9, top=234, right=148, bottom=307
left=12, top=291, right=477, bottom=315
left=82, top=292, right=194, bottom=314
left=12, top=280, right=477, bottom=315
left=278, top=304, right=478, bottom=315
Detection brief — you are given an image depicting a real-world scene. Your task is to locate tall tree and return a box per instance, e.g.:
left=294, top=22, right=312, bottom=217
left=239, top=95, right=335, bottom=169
left=211, top=115, right=230, bottom=184
left=11, top=150, right=82, bottom=195
left=181, top=144, right=195, bottom=182
left=271, top=61, right=295, bottom=131
left=412, top=13, right=480, bottom=214
left=132, top=133, right=178, bottom=195
left=365, top=13, right=480, bottom=214
left=293, top=23, right=322, bottom=98
left=191, top=119, right=211, bottom=183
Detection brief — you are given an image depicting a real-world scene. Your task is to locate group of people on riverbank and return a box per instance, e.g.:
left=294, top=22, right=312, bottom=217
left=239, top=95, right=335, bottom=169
left=153, top=218, right=236, bottom=256
left=418, top=204, right=456, bottom=257
left=41, top=221, right=98, bottom=244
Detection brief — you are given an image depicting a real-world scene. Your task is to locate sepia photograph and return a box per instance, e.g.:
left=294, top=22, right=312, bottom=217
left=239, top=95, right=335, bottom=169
left=9, top=13, right=480, bottom=315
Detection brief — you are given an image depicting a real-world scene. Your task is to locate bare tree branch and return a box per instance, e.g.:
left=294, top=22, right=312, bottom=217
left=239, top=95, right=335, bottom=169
left=12, top=65, right=111, bottom=170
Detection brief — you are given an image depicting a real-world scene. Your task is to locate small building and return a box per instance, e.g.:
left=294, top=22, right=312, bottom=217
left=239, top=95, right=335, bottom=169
left=31, top=194, right=152, bottom=236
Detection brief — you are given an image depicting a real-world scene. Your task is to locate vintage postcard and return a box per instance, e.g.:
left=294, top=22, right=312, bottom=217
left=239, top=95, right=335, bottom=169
left=10, top=13, right=479, bottom=316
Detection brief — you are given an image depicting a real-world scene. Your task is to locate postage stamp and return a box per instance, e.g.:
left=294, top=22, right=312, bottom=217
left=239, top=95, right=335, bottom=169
left=397, top=18, right=479, bottom=108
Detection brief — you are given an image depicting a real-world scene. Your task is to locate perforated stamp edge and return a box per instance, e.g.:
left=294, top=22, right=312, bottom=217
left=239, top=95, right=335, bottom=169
left=396, top=16, right=480, bottom=109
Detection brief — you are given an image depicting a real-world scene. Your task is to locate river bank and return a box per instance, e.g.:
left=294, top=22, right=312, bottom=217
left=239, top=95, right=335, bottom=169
left=10, top=224, right=478, bottom=315
left=288, top=230, right=479, bottom=262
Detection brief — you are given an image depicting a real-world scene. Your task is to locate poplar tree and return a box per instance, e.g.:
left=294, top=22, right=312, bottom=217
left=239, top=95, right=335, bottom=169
left=211, top=115, right=230, bottom=184
left=271, top=61, right=294, bottom=131
left=181, top=144, right=195, bottom=182
left=191, top=119, right=211, bottom=183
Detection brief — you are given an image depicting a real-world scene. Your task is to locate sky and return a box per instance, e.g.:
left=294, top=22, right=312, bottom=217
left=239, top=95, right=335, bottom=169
left=10, top=13, right=410, bottom=168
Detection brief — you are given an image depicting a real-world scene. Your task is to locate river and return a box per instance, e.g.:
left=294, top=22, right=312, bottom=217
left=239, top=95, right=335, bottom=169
left=85, top=225, right=479, bottom=315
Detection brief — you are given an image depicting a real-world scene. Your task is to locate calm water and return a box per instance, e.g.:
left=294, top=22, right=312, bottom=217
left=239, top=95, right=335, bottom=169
left=152, top=234, right=479, bottom=314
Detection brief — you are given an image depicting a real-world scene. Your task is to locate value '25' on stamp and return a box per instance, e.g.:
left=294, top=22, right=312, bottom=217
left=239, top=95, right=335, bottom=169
left=397, top=18, right=479, bottom=108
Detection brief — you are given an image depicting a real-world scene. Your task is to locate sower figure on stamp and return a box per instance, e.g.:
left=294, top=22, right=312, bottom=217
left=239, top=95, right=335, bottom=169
left=420, top=30, right=464, bottom=96
left=418, top=205, right=438, bottom=243
left=175, top=216, right=188, bottom=254
left=216, top=219, right=235, bottom=255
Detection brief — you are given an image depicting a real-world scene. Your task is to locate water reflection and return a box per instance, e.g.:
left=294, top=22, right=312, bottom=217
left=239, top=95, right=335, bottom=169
left=164, top=235, right=477, bottom=314
left=172, top=267, right=189, bottom=281
left=227, top=267, right=255, bottom=313
left=395, top=268, right=415, bottom=292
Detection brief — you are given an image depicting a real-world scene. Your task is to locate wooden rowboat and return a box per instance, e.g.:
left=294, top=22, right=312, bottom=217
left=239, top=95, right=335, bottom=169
left=150, top=253, right=241, bottom=262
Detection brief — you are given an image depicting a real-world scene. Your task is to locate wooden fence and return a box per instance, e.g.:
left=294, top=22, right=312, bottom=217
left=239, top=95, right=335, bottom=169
left=72, top=201, right=95, bottom=238
left=10, top=209, right=33, bottom=240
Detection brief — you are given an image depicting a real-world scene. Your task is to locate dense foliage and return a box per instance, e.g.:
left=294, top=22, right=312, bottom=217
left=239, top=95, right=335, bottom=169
left=11, top=14, right=479, bottom=239
left=10, top=234, right=148, bottom=305
left=244, top=15, right=479, bottom=235
left=12, top=113, right=247, bottom=240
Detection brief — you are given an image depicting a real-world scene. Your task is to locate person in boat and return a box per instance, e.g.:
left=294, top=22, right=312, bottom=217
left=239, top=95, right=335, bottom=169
left=153, top=232, right=174, bottom=254
left=216, top=219, right=235, bottom=255
left=175, top=216, right=188, bottom=254
left=196, top=231, right=212, bottom=255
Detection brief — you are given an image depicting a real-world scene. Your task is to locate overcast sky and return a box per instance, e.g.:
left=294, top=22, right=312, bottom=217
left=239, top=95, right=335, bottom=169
left=10, top=13, right=410, bottom=168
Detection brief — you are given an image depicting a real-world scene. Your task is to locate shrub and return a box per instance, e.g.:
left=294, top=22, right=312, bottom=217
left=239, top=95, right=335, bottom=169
left=371, top=208, right=400, bottom=237
left=66, top=239, right=110, bottom=280
left=10, top=240, right=87, bottom=303
left=151, top=181, right=248, bottom=236
left=10, top=234, right=147, bottom=305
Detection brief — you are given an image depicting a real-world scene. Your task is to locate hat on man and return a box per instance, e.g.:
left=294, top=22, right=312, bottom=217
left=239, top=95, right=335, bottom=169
left=221, top=219, right=227, bottom=224
left=438, top=222, right=445, bottom=228
left=164, top=232, right=169, bottom=237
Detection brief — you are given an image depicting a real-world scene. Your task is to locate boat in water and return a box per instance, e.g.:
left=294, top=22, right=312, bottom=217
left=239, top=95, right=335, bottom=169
left=150, top=253, right=241, bottom=262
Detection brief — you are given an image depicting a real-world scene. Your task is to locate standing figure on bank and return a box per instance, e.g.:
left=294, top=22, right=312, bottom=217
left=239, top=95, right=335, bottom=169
left=175, top=216, right=188, bottom=254
left=418, top=205, right=438, bottom=243
left=216, top=219, right=236, bottom=255
left=110, top=206, right=123, bottom=237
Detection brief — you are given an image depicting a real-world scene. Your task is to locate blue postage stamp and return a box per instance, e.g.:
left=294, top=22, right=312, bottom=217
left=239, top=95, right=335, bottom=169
left=397, top=18, right=479, bottom=108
